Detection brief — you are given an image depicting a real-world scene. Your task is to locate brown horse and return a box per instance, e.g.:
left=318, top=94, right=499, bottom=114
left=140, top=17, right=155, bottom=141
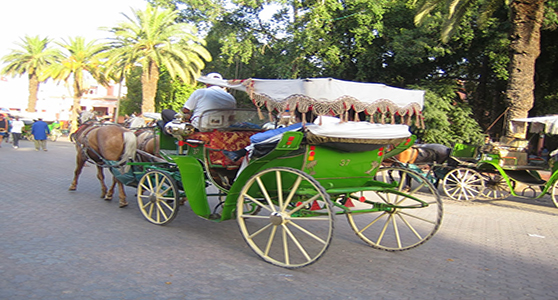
left=69, top=121, right=137, bottom=207
left=386, top=143, right=451, bottom=166
left=134, top=127, right=162, bottom=162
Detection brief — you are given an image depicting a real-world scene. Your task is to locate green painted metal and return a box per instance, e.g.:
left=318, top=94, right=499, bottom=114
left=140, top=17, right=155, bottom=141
left=452, top=143, right=478, bottom=158
left=303, top=144, right=386, bottom=190
left=221, top=132, right=305, bottom=221
left=477, top=159, right=558, bottom=198
left=383, top=135, right=416, bottom=159
left=167, top=154, right=211, bottom=218
left=149, top=129, right=422, bottom=222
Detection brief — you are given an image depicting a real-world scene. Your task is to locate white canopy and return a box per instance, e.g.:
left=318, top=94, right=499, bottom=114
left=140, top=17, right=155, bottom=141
left=197, top=77, right=425, bottom=127
left=511, top=115, right=558, bottom=135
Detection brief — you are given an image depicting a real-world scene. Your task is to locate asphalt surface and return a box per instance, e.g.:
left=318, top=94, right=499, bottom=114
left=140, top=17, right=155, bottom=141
left=1, top=137, right=558, bottom=299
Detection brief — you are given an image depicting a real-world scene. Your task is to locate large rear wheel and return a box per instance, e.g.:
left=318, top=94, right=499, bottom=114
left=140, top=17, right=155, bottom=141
left=137, top=170, right=180, bottom=225
left=442, top=168, right=485, bottom=201
left=550, top=180, right=558, bottom=208
left=237, top=167, right=334, bottom=269
left=347, top=167, right=443, bottom=251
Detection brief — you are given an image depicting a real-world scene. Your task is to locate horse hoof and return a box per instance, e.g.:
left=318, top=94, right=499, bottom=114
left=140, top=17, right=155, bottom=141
left=69, top=187, right=76, bottom=191
left=104, top=197, right=112, bottom=201
left=119, top=203, right=128, bottom=208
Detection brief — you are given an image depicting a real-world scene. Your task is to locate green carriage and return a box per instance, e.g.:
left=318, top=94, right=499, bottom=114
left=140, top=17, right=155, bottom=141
left=132, top=77, right=443, bottom=268
left=442, top=115, right=558, bottom=207
left=477, top=116, right=558, bottom=205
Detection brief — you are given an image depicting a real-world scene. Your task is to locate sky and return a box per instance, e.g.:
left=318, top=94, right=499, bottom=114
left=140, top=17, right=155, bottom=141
left=0, top=0, right=147, bottom=109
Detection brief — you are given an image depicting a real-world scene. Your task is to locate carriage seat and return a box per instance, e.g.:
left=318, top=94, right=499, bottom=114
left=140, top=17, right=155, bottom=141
left=189, top=130, right=261, bottom=167
left=305, top=122, right=412, bottom=152
left=498, top=150, right=528, bottom=167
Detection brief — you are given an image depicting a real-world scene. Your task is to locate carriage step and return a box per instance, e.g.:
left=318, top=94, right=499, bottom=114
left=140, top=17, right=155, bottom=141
left=326, top=183, right=395, bottom=194
left=505, top=170, right=546, bottom=185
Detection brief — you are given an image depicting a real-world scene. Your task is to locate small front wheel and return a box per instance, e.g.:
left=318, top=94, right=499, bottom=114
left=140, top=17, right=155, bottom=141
left=237, top=167, right=334, bottom=269
left=137, top=170, right=180, bottom=225
left=347, top=167, right=443, bottom=251
left=442, top=168, right=485, bottom=201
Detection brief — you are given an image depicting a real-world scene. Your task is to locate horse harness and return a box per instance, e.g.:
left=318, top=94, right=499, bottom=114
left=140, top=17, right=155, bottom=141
left=74, top=123, right=129, bottom=168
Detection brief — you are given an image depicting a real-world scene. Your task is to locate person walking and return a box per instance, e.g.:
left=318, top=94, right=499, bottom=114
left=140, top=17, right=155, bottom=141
left=0, top=114, right=8, bottom=148
left=31, top=118, right=50, bottom=151
left=10, top=116, right=24, bottom=149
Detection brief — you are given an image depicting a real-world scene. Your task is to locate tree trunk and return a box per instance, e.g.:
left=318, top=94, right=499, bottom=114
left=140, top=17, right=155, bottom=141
left=27, top=73, right=39, bottom=112
left=503, top=0, right=545, bottom=138
left=70, top=76, right=84, bottom=133
left=141, top=60, right=159, bottom=113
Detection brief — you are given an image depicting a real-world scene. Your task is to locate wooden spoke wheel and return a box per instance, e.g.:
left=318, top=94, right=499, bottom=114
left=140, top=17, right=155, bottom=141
left=347, top=167, right=443, bottom=251
left=137, top=170, right=180, bottom=225
left=550, top=180, right=558, bottom=208
left=237, top=167, right=334, bottom=269
left=480, top=172, right=511, bottom=200
left=442, top=168, right=485, bottom=201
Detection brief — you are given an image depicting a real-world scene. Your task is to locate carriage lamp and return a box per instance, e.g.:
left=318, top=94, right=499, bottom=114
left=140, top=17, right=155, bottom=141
left=165, top=122, right=195, bottom=138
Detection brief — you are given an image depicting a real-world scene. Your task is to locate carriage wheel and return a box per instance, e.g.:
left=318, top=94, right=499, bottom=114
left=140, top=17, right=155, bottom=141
left=442, top=168, right=485, bottom=201
left=137, top=170, right=180, bottom=225
left=347, top=167, right=442, bottom=251
left=237, top=167, right=334, bottom=269
left=550, top=180, right=558, bottom=208
left=480, top=172, right=511, bottom=200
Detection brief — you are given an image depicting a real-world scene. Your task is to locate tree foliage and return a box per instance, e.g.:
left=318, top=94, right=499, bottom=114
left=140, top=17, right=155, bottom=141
left=4, top=0, right=558, bottom=147
left=0, top=36, right=61, bottom=112
left=104, top=4, right=212, bottom=113
left=42, top=37, right=108, bottom=130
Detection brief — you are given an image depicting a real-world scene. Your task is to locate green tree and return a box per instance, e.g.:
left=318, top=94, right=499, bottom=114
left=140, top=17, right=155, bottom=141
left=43, top=37, right=108, bottom=131
left=104, top=4, right=212, bottom=113
left=154, top=0, right=510, bottom=146
left=0, top=35, right=61, bottom=112
left=415, top=80, right=484, bottom=145
left=414, top=0, right=554, bottom=138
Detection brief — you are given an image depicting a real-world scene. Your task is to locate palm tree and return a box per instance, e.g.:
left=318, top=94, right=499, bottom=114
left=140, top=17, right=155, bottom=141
left=104, top=5, right=212, bottom=113
left=414, top=0, right=547, bottom=138
left=43, top=37, right=108, bottom=131
left=0, top=35, right=61, bottom=112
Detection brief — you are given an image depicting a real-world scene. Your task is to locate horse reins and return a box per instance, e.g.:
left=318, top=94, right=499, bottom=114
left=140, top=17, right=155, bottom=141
left=75, top=122, right=130, bottom=168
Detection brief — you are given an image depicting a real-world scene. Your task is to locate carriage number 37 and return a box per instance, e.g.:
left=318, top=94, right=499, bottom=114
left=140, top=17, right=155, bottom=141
left=339, top=159, right=351, bottom=166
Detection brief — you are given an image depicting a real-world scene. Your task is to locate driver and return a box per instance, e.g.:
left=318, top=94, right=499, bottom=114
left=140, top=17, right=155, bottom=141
left=182, top=72, right=236, bottom=129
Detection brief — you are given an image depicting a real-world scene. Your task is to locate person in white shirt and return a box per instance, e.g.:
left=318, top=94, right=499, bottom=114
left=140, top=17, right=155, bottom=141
left=182, top=73, right=236, bottom=129
left=10, top=116, right=25, bottom=149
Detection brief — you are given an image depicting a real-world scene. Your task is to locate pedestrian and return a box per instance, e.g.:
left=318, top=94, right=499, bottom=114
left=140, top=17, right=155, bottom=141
left=31, top=118, right=50, bottom=151
left=5, top=115, right=11, bottom=143
left=0, top=113, right=8, bottom=148
left=10, top=116, right=24, bottom=149
left=182, top=72, right=236, bottom=129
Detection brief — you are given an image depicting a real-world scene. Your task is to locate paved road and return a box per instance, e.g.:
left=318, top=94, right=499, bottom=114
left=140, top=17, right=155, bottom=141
left=1, top=138, right=558, bottom=299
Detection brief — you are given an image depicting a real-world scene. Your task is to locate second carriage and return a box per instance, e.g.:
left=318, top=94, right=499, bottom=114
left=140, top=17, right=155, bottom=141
left=441, top=116, right=558, bottom=207
left=129, top=77, right=443, bottom=269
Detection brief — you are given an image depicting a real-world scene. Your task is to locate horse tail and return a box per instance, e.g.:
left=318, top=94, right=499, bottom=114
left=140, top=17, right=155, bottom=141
left=118, top=131, right=137, bottom=173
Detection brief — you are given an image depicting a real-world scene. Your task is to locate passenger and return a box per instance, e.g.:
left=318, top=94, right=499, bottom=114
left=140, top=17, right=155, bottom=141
left=182, top=72, right=236, bottom=129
